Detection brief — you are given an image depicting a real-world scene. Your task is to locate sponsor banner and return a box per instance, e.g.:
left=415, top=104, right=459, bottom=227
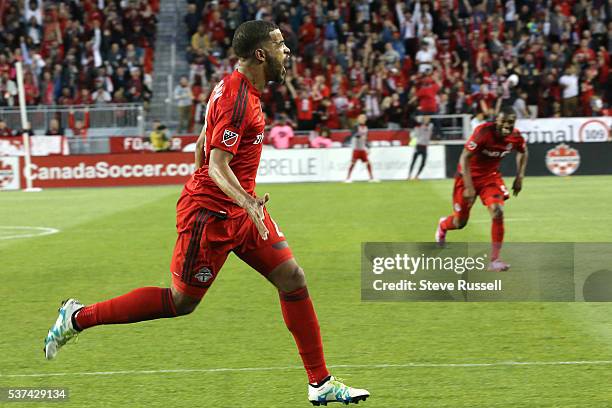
left=445, top=142, right=612, bottom=177
left=257, top=146, right=445, bottom=183
left=109, top=129, right=411, bottom=153
left=109, top=136, right=197, bottom=153
left=517, top=117, right=611, bottom=144
left=21, top=153, right=196, bottom=188
left=0, top=156, right=20, bottom=190
left=20, top=147, right=445, bottom=188
left=0, top=136, right=69, bottom=156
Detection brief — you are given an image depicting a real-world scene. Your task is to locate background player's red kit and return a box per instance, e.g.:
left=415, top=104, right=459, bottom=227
left=453, top=122, right=526, bottom=219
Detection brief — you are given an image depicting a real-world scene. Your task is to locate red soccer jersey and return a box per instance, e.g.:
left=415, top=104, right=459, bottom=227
left=184, top=70, right=265, bottom=217
left=459, top=122, right=526, bottom=179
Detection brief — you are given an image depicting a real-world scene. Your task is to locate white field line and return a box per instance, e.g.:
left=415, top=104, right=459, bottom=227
left=0, top=226, right=60, bottom=240
left=3, top=360, right=612, bottom=378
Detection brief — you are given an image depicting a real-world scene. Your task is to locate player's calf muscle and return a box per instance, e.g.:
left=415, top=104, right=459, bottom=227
left=454, top=217, right=468, bottom=229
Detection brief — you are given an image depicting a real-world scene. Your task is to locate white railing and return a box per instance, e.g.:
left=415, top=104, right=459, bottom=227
left=0, top=104, right=145, bottom=134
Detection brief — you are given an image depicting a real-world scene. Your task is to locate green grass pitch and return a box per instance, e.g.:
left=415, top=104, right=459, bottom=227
left=1, top=175, right=612, bottom=407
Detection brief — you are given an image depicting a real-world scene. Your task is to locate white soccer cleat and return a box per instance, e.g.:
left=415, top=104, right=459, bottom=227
left=308, top=376, right=370, bottom=406
left=368, top=179, right=380, bottom=183
left=44, top=299, right=83, bottom=360
left=435, top=217, right=447, bottom=246
left=488, top=259, right=510, bottom=272
left=344, top=179, right=353, bottom=183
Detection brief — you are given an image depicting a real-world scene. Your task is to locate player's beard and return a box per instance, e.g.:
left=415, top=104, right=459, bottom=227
left=265, top=52, right=285, bottom=84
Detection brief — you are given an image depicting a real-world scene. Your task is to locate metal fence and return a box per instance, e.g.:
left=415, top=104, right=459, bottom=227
left=0, top=104, right=145, bottom=133
left=428, top=114, right=471, bottom=141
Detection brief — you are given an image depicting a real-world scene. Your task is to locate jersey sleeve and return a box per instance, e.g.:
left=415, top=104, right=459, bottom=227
left=209, top=97, right=252, bottom=156
left=465, top=124, right=487, bottom=153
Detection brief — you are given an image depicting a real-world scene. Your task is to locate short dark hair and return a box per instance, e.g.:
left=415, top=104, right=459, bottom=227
left=232, top=20, right=279, bottom=59
left=499, top=106, right=517, bottom=117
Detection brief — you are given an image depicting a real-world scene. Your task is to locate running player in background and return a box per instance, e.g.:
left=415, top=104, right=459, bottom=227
left=44, top=21, right=370, bottom=406
left=435, top=107, right=528, bottom=271
left=408, top=115, right=433, bottom=180
left=345, top=113, right=378, bottom=183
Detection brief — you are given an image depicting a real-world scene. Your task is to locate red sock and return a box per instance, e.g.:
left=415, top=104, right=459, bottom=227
left=366, top=162, right=373, bottom=179
left=441, top=215, right=458, bottom=231
left=279, top=287, right=329, bottom=384
left=491, top=216, right=504, bottom=260
left=75, top=287, right=177, bottom=330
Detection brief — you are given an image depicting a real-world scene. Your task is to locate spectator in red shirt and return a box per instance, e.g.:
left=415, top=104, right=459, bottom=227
left=318, top=98, right=341, bottom=130
left=573, top=38, right=596, bottom=65
left=411, top=73, right=440, bottom=114
left=299, top=15, right=316, bottom=46
left=286, top=76, right=315, bottom=130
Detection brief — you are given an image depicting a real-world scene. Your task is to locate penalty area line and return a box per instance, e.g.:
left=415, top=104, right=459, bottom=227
left=3, top=360, right=612, bottom=378
left=0, top=226, right=60, bottom=240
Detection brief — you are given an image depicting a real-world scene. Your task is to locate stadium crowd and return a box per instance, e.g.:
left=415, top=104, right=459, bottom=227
left=0, top=0, right=157, bottom=111
left=182, top=0, right=612, bottom=134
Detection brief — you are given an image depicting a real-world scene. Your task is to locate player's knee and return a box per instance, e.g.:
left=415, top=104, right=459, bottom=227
left=278, top=265, right=307, bottom=293
left=490, top=205, right=504, bottom=219
left=171, top=288, right=201, bottom=316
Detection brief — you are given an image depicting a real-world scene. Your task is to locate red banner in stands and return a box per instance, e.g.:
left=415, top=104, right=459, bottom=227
left=109, top=136, right=197, bottom=153
left=22, top=152, right=195, bottom=188
left=109, top=129, right=410, bottom=153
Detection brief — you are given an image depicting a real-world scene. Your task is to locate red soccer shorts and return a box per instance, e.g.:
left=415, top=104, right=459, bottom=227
left=452, top=174, right=509, bottom=220
left=170, top=190, right=294, bottom=299
left=352, top=149, right=369, bottom=162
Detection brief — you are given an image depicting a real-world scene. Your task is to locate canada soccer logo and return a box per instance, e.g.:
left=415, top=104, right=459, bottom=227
left=545, top=143, right=580, bottom=176
left=0, top=159, right=15, bottom=187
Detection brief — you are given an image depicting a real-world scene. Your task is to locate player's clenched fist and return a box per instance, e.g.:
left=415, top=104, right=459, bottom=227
left=512, top=177, right=522, bottom=196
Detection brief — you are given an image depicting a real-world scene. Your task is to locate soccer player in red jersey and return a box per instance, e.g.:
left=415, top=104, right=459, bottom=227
left=435, top=107, right=528, bottom=271
left=44, top=21, right=370, bottom=406
left=345, top=114, right=378, bottom=183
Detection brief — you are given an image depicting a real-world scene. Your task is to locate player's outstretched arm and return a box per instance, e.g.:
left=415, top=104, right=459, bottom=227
left=208, top=148, right=269, bottom=240
left=459, top=148, right=476, bottom=201
left=513, top=147, right=528, bottom=196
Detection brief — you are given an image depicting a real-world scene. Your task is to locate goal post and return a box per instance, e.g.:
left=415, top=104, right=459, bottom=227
left=15, top=61, right=42, bottom=192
